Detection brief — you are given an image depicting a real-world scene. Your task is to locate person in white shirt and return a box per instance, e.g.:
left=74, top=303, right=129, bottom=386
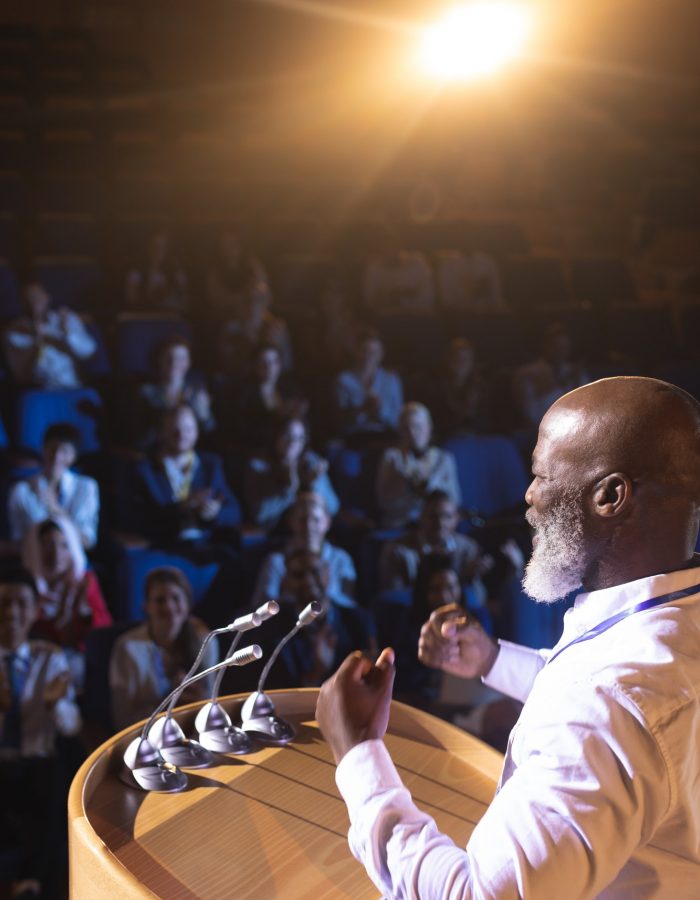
left=8, top=422, right=100, bottom=548
left=317, top=376, right=700, bottom=899
left=0, top=568, right=82, bottom=899
left=2, top=279, right=96, bottom=389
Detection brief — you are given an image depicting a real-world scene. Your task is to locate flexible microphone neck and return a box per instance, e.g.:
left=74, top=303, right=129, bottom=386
left=163, top=612, right=262, bottom=718
left=256, top=600, right=323, bottom=694
left=141, top=644, right=262, bottom=744
left=211, top=601, right=279, bottom=701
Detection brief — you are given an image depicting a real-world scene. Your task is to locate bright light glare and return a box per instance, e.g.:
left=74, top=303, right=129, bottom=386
left=419, top=2, right=533, bottom=82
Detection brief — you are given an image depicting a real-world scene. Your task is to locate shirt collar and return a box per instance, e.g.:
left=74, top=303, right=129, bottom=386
left=559, top=558, right=700, bottom=646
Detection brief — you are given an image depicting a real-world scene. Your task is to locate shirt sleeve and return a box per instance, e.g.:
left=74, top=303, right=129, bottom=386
left=8, top=481, right=34, bottom=542
left=72, top=476, right=100, bottom=548
left=336, top=683, right=670, bottom=900
left=47, top=649, right=82, bottom=737
left=482, top=640, right=549, bottom=703
left=64, top=311, right=97, bottom=359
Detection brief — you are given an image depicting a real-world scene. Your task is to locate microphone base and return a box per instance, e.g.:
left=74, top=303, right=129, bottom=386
left=198, top=725, right=254, bottom=755
left=158, top=738, right=214, bottom=769
left=241, top=714, right=296, bottom=745
left=120, top=762, right=188, bottom=793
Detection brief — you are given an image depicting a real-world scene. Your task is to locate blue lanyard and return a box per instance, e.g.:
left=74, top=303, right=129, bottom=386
left=547, top=581, right=700, bottom=665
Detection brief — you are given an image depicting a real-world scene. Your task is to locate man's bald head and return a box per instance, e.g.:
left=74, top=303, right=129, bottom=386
left=525, top=377, right=700, bottom=597
left=545, top=377, right=700, bottom=499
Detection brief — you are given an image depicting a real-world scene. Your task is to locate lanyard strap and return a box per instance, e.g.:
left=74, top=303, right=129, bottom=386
left=547, top=581, right=700, bottom=665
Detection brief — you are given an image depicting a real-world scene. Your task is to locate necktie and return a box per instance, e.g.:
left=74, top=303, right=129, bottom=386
left=2, top=652, right=27, bottom=749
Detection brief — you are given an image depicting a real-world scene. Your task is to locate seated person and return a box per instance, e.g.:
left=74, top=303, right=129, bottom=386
left=376, top=403, right=461, bottom=529
left=315, top=277, right=363, bottom=373
left=0, top=568, right=82, bottom=900
left=109, top=567, right=218, bottom=731
left=362, top=226, right=435, bottom=313
left=8, top=422, right=100, bottom=549
left=435, top=248, right=504, bottom=311
left=426, top=338, right=489, bottom=438
left=134, top=335, right=214, bottom=448
left=3, top=277, right=96, bottom=389
left=217, top=266, right=292, bottom=378
left=513, top=322, right=589, bottom=430
left=124, top=229, right=189, bottom=314
left=130, top=403, right=241, bottom=547
left=377, top=553, right=487, bottom=697
left=332, top=328, right=403, bottom=438
left=245, top=415, right=339, bottom=532
left=252, top=546, right=375, bottom=690
left=379, top=490, right=489, bottom=600
left=205, top=229, right=265, bottom=320
left=22, top=517, right=112, bottom=690
left=235, top=343, right=307, bottom=451
left=252, top=491, right=356, bottom=610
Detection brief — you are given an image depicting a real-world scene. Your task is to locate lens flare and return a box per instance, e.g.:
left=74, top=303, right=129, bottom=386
left=419, top=2, right=533, bottom=82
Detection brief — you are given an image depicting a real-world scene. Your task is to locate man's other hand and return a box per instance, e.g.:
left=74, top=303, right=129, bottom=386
left=418, top=604, right=499, bottom=679
left=316, top=648, right=395, bottom=765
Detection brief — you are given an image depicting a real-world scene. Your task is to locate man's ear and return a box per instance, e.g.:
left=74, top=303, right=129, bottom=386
left=590, top=473, right=632, bottom=518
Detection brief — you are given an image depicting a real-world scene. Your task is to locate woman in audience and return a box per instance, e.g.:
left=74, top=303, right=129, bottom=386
left=217, top=267, right=293, bottom=378
left=109, top=567, right=218, bottom=731
left=22, top=517, right=112, bottom=690
left=376, top=402, right=461, bottom=529
left=134, top=335, right=214, bottom=448
left=245, top=414, right=339, bottom=532
left=124, top=229, right=189, bottom=314
left=8, top=422, right=100, bottom=549
left=130, top=403, right=241, bottom=547
left=235, top=343, right=306, bottom=451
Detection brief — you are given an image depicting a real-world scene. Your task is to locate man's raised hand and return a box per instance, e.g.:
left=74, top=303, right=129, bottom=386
left=418, top=604, right=499, bottom=680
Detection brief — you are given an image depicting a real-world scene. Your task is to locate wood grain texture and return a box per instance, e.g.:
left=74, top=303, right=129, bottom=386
left=69, top=689, right=503, bottom=899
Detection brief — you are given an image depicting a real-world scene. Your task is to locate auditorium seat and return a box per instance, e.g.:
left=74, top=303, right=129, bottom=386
left=11, top=387, right=103, bottom=454
left=502, top=257, right=570, bottom=310
left=36, top=213, right=100, bottom=256
left=81, top=621, right=137, bottom=732
left=442, top=434, right=529, bottom=519
left=327, top=444, right=381, bottom=518
left=115, top=313, right=192, bottom=376
left=0, top=259, right=22, bottom=320
left=37, top=174, right=102, bottom=214
left=570, top=257, right=637, bottom=308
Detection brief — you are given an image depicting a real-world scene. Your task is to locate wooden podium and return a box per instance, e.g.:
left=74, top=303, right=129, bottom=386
left=69, top=689, right=503, bottom=899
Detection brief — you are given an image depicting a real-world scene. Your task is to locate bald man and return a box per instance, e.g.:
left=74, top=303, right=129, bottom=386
left=316, top=377, right=700, bottom=899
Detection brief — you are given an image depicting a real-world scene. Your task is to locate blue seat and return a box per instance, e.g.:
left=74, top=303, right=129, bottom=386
left=116, top=313, right=192, bottom=377
left=81, top=621, right=136, bottom=732
left=35, top=256, right=102, bottom=312
left=11, top=387, right=103, bottom=454
left=327, top=444, right=381, bottom=517
left=115, top=547, right=220, bottom=621
left=442, top=434, right=529, bottom=518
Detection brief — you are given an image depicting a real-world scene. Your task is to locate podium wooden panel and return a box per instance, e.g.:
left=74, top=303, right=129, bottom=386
left=69, top=689, right=503, bottom=899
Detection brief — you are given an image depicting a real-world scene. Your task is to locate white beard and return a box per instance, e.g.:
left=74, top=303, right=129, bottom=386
left=522, top=496, right=586, bottom=604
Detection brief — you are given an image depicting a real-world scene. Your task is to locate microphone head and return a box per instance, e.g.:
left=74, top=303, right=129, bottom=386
left=228, top=644, right=263, bottom=666
left=297, top=600, right=324, bottom=627
left=228, top=611, right=262, bottom=632
left=256, top=600, right=280, bottom=621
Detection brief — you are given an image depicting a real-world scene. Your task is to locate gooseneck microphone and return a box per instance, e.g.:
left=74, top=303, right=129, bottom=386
left=148, top=611, right=263, bottom=768
left=239, top=600, right=324, bottom=745
left=196, top=601, right=280, bottom=754
left=122, top=644, right=262, bottom=793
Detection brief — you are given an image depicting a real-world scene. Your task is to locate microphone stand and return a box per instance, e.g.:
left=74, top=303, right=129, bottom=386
left=148, top=611, right=263, bottom=768
left=122, top=644, right=262, bottom=792
left=196, top=602, right=279, bottom=754
left=240, top=600, right=323, bottom=745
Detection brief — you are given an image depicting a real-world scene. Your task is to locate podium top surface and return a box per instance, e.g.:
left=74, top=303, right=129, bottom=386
left=69, top=689, right=503, bottom=899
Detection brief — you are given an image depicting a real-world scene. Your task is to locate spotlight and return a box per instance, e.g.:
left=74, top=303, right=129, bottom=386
left=419, top=2, right=533, bottom=82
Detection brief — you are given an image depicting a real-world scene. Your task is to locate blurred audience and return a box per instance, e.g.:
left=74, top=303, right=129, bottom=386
left=124, top=229, right=189, bottom=314
left=436, top=249, right=504, bottom=310
left=363, top=227, right=435, bottom=312
left=22, top=518, right=112, bottom=691
left=8, top=423, right=100, bottom=549
left=206, top=229, right=264, bottom=319
left=376, top=403, right=461, bottom=529
left=130, top=404, right=241, bottom=547
left=0, top=568, right=81, bottom=900
left=3, top=279, right=96, bottom=390
left=252, top=491, right=356, bottom=610
left=134, top=335, right=214, bottom=448
left=427, top=337, right=489, bottom=437
left=332, top=327, right=403, bottom=438
left=109, top=567, right=217, bottom=730
left=245, top=415, right=339, bottom=532
left=235, top=343, right=306, bottom=451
